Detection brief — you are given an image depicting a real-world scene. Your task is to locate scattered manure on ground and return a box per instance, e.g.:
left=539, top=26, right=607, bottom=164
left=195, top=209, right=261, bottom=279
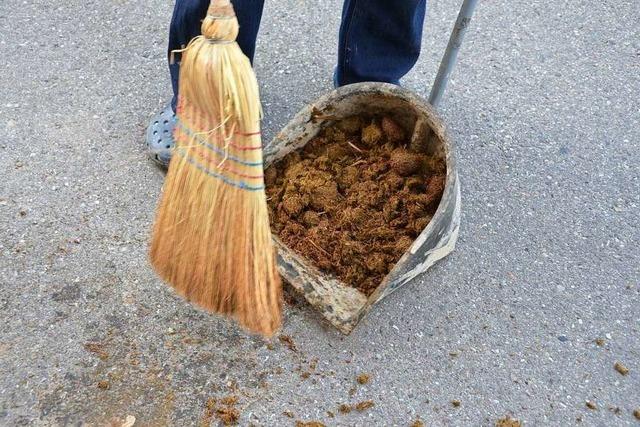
left=202, top=396, right=240, bottom=426
left=356, top=373, right=370, bottom=385
left=495, top=416, right=522, bottom=427
left=354, top=400, right=375, bottom=411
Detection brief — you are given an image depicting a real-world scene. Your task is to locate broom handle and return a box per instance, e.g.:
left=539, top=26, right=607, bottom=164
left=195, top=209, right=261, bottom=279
left=208, top=0, right=234, bottom=16
left=428, top=0, right=479, bottom=108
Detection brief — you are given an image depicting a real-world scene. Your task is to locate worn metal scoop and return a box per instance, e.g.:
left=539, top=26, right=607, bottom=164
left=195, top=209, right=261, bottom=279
left=264, top=0, right=477, bottom=333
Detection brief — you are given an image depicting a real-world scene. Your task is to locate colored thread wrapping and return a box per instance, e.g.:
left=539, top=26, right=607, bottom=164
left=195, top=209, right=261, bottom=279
left=174, top=148, right=265, bottom=191
left=184, top=145, right=264, bottom=179
left=175, top=120, right=264, bottom=166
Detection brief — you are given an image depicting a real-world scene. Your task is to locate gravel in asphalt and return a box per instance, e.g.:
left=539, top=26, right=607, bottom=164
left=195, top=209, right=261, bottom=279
left=0, top=0, right=638, bottom=425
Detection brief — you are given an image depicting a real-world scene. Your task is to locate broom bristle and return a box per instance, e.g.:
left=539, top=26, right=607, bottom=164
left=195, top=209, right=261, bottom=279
left=150, top=0, right=282, bottom=336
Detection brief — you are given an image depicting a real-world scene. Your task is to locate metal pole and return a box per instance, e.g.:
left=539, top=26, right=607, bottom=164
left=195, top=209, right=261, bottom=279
left=428, top=0, right=479, bottom=108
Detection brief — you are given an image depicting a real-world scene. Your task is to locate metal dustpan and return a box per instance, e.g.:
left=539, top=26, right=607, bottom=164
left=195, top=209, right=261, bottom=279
left=264, top=0, right=477, bottom=333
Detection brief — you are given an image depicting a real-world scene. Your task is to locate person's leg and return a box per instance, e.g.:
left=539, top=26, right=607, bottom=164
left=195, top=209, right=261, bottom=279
left=168, top=0, right=266, bottom=110
left=147, top=0, right=265, bottom=167
left=336, top=0, right=426, bottom=86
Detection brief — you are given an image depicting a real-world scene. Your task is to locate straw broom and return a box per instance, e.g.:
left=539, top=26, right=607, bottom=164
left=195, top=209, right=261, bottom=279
left=149, top=0, right=282, bottom=336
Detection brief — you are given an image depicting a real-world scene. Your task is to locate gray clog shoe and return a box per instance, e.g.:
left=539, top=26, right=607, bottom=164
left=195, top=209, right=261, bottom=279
left=146, top=104, right=176, bottom=167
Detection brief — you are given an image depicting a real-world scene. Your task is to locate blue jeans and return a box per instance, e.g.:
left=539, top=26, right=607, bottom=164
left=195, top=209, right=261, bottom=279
left=169, top=0, right=426, bottom=110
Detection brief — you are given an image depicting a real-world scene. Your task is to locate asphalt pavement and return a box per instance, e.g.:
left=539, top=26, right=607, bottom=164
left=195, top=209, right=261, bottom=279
left=0, top=0, right=638, bottom=425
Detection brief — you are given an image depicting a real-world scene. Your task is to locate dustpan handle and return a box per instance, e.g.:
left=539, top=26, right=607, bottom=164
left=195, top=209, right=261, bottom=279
left=428, top=0, right=479, bottom=108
